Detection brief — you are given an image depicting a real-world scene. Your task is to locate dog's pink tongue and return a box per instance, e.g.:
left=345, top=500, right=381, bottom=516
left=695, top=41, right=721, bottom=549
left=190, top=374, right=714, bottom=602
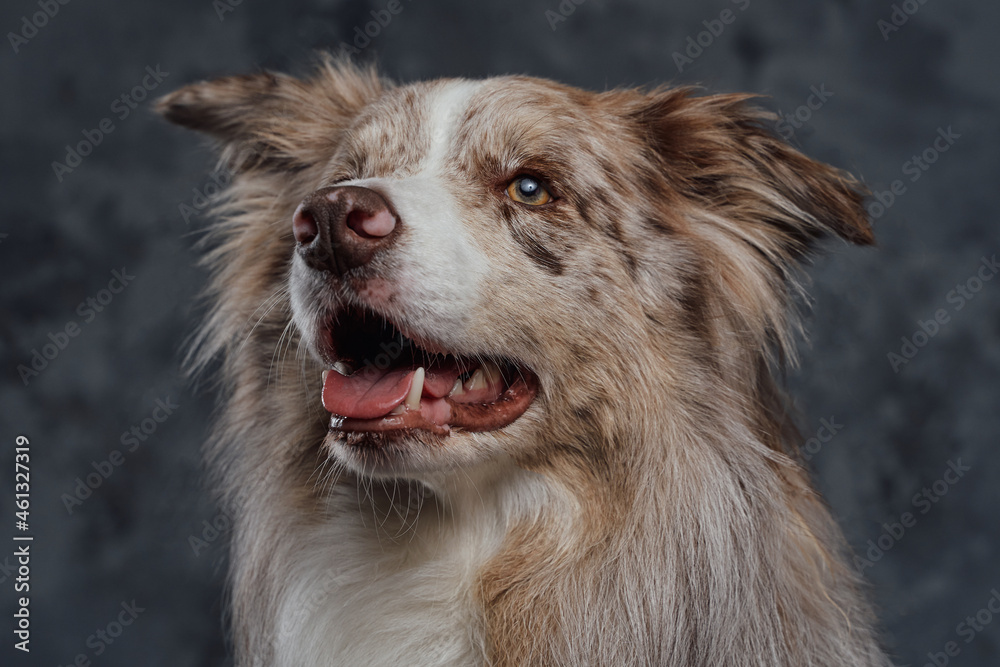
left=321, top=361, right=462, bottom=420
left=322, top=367, right=414, bottom=419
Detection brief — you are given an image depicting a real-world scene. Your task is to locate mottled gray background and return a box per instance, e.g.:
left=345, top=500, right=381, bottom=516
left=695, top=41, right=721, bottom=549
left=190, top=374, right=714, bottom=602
left=1, top=0, right=998, bottom=665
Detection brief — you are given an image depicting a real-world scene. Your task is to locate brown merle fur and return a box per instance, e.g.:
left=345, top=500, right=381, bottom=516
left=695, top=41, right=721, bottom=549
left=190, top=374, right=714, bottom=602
left=158, top=56, right=890, bottom=666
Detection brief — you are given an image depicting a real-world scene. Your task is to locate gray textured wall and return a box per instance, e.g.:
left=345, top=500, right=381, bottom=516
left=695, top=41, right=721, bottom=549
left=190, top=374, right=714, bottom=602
left=1, top=0, right=998, bottom=665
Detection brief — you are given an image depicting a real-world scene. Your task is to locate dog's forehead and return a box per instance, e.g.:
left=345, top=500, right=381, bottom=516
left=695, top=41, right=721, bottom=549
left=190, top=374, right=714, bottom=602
left=345, top=77, right=595, bottom=179
left=344, top=80, right=482, bottom=178
left=418, top=79, right=484, bottom=174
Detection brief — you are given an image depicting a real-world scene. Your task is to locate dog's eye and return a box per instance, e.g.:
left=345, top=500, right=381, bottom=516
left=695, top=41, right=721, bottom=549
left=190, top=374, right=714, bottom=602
left=506, top=176, right=552, bottom=206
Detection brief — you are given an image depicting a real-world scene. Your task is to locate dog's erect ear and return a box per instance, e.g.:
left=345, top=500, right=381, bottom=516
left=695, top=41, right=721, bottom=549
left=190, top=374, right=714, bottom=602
left=155, top=57, right=381, bottom=171
left=628, top=88, right=873, bottom=257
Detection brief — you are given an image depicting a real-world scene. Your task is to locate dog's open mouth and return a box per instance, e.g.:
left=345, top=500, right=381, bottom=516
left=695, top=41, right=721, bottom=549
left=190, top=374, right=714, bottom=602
left=318, top=307, right=538, bottom=436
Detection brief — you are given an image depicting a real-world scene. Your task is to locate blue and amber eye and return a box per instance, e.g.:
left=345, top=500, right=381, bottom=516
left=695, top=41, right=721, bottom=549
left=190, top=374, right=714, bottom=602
left=506, top=176, right=552, bottom=206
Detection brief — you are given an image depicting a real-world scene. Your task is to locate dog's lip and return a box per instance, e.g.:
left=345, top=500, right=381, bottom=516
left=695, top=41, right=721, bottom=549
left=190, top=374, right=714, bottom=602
left=316, top=306, right=540, bottom=437
left=328, top=370, right=539, bottom=436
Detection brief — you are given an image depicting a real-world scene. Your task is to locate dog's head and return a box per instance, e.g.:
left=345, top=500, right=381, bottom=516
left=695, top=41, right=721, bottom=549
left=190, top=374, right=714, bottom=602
left=158, top=58, right=871, bottom=481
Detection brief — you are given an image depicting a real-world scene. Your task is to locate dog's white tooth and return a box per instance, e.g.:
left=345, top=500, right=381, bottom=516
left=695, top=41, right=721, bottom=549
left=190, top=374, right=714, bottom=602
left=389, top=405, right=405, bottom=415
left=464, top=368, right=487, bottom=392
left=405, top=367, right=425, bottom=411
left=332, top=362, right=353, bottom=376
left=449, top=378, right=465, bottom=397
left=482, top=360, right=503, bottom=385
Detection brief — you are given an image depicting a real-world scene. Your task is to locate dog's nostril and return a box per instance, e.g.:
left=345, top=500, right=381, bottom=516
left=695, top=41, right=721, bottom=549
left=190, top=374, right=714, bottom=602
left=292, top=204, right=319, bottom=245
left=294, top=185, right=399, bottom=276
left=345, top=208, right=396, bottom=239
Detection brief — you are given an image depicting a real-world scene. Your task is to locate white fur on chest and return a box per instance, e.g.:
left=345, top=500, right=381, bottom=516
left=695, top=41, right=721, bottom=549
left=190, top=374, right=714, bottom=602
left=270, top=464, right=550, bottom=667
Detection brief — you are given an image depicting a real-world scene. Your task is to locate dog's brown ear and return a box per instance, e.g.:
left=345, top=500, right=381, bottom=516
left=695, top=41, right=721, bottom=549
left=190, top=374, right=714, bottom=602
left=156, top=71, right=294, bottom=140
left=628, top=88, right=873, bottom=255
left=156, top=57, right=382, bottom=171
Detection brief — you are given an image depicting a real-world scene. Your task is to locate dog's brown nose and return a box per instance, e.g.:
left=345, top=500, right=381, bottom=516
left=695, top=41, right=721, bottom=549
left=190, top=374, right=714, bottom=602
left=292, top=186, right=399, bottom=275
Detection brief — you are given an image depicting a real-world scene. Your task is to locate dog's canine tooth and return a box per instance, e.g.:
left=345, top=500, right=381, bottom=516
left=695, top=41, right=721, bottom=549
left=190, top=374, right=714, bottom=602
left=464, top=368, right=487, bottom=391
left=332, top=362, right=353, bottom=376
left=389, top=405, right=405, bottom=415
left=405, top=367, right=425, bottom=410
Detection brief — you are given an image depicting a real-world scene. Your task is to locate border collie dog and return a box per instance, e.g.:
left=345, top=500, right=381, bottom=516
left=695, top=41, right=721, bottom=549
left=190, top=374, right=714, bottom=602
left=158, top=57, right=891, bottom=666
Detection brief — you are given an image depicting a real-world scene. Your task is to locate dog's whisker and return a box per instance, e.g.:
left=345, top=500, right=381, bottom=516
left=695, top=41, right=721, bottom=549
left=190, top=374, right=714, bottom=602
left=237, top=287, right=289, bottom=363
left=268, top=319, right=297, bottom=387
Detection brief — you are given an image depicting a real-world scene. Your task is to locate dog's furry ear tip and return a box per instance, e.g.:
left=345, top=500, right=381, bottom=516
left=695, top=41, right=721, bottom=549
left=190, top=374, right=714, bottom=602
left=154, top=86, right=204, bottom=128
left=154, top=83, right=231, bottom=134
left=840, top=200, right=877, bottom=247
left=812, top=170, right=877, bottom=248
left=844, top=223, right=876, bottom=247
left=155, top=72, right=283, bottom=135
